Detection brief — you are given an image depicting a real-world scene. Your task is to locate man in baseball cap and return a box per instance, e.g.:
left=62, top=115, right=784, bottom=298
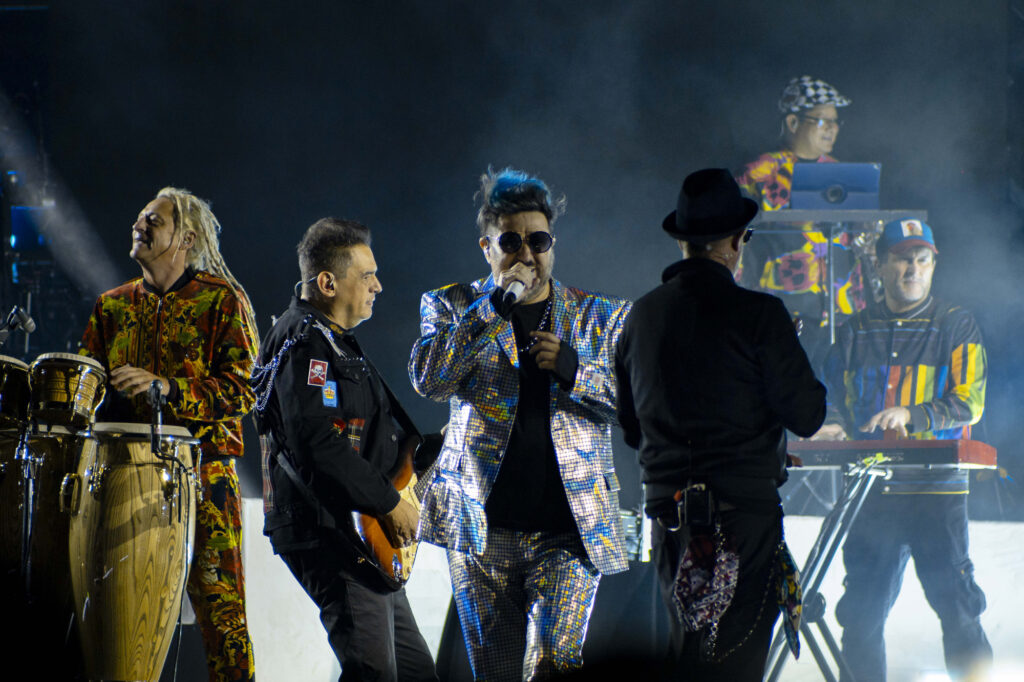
left=814, top=218, right=993, bottom=681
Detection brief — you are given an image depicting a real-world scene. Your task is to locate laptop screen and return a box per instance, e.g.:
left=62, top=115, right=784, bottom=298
left=789, top=162, right=881, bottom=210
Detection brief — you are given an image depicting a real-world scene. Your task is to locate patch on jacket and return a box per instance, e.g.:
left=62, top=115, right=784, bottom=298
left=322, top=380, right=337, bottom=407
left=331, top=417, right=365, bottom=453
left=307, top=359, right=328, bottom=386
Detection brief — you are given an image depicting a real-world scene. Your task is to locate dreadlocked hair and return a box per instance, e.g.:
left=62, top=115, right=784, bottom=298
left=155, top=187, right=260, bottom=350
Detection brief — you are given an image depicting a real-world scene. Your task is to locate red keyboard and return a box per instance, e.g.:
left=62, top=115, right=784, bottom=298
left=788, top=439, right=997, bottom=470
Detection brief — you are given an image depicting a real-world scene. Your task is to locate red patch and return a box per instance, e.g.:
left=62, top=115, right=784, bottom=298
left=307, top=360, right=328, bottom=386
left=331, top=418, right=347, bottom=436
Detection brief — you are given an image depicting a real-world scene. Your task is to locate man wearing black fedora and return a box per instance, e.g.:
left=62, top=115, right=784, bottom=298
left=615, top=168, right=826, bottom=680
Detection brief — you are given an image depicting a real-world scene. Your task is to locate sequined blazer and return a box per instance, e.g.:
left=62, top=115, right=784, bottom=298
left=409, top=276, right=632, bottom=575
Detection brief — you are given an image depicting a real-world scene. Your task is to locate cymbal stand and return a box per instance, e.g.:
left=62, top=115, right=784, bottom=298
left=765, top=461, right=891, bottom=682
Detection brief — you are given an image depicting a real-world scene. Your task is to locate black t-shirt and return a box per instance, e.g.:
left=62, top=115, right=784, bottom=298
left=485, top=298, right=576, bottom=532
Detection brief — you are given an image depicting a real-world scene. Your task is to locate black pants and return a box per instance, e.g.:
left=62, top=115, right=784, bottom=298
left=280, top=544, right=438, bottom=682
left=652, top=508, right=782, bottom=682
left=836, top=492, right=991, bottom=682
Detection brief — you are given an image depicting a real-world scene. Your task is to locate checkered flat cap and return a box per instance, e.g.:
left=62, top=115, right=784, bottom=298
left=778, top=75, right=851, bottom=113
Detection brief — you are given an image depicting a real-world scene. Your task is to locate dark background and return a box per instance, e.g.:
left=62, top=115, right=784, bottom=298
left=3, top=1, right=1022, bottom=517
left=2, top=1, right=1022, bottom=677
left=1, top=2, right=1021, bottom=509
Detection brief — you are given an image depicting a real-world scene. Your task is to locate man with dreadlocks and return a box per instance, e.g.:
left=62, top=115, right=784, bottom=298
left=409, top=167, right=632, bottom=679
left=80, top=187, right=259, bottom=682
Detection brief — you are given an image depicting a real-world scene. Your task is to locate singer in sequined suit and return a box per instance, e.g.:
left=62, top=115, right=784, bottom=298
left=409, top=168, right=632, bottom=680
left=80, top=187, right=258, bottom=682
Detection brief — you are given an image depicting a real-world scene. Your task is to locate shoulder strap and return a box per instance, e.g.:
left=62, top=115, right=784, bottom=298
left=266, top=437, right=402, bottom=592
left=361, top=353, right=421, bottom=440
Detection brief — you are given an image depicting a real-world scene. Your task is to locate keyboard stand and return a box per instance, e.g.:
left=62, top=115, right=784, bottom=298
left=764, top=459, right=891, bottom=682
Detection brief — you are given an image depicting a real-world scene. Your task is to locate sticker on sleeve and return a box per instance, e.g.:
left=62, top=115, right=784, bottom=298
left=307, top=359, right=328, bottom=386
left=322, top=380, right=338, bottom=407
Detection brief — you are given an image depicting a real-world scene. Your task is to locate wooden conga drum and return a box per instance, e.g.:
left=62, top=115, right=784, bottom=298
left=68, top=422, right=199, bottom=682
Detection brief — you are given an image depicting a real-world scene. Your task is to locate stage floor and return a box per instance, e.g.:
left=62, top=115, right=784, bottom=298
left=242, top=500, right=1024, bottom=681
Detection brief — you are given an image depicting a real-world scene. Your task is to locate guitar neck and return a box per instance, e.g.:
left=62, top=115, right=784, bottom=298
left=411, top=457, right=439, bottom=500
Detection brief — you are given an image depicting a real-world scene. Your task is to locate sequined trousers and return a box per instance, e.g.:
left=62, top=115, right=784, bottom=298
left=448, top=528, right=600, bottom=681
left=188, top=458, right=255, bottom=682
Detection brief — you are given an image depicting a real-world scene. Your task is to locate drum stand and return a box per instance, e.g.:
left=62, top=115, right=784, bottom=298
left=14, top=421, right=40, bottom=598
left=764, top=460, right=892, bottom=682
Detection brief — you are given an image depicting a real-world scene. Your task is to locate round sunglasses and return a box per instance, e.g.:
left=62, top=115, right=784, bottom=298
left=493, top=231, right=555, bottom=254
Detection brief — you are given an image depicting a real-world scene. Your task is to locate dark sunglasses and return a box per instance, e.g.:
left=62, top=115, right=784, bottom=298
left=742, top=228, right=755, bottom=243
left=495, top=231, right=555, bottom=254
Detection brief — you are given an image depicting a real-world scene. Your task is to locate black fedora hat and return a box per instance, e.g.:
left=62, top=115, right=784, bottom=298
left=662, top=168, right=759, bottom=243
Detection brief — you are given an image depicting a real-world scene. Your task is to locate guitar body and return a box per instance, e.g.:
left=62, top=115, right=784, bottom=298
left=354, top=438, right=422, bottom=585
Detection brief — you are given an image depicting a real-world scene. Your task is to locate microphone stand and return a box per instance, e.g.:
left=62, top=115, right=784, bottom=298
left=148, top=380, right=179, bottom=523
left=16, top=420, right=38, bottom=599
left=7, top=306, right=40, bottom=597
left=149, top=380, right=165, bottom=458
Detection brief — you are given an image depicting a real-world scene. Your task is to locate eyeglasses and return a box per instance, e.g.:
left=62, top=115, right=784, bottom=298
left=742, top=228, right=755, bottom=243
left=801, top=116, right=843, bottom=129
left=493, top=231, right=555, bottom=254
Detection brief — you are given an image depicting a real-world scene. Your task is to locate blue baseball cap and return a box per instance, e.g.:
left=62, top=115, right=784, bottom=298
left=877, top=218, right=938, bottom=256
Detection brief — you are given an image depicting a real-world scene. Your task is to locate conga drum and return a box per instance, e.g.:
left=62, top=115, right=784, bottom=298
left=0, top=355, right=30, bottom=428
left=0, top=425, right=87, bottom=675
left=68, top=422, right=199, bottom=682
left=29, top=352, right=106, bottom=429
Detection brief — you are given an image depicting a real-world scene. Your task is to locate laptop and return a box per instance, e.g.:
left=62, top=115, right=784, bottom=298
left=789, top=162, right=881, bottom=209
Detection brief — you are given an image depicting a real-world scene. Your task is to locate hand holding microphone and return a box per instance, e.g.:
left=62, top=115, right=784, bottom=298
left=497, top=263, right=536, bottom=306
left=492, top=264, right=537, bottom=319
left=502, top=281, right=526, bottom=308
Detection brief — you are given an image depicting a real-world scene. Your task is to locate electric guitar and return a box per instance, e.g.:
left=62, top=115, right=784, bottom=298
left=353, top=434, right=440, bottom=586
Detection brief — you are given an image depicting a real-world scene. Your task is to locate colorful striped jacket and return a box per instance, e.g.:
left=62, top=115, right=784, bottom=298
left=80, top=269, right=258, bottom=460
left=822, top=296, right=986, bottom=493
left=409, top=277, right=632, bottom=575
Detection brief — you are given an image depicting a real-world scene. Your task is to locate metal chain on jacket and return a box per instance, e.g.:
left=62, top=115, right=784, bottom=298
left=252, top=315, right=312, bottom=414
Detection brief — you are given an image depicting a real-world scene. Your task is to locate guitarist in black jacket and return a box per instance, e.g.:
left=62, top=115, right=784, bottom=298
left=252, top=217, right=437, bottom=681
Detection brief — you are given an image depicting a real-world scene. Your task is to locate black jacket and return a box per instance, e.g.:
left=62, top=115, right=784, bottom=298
left=615, top=258, right=826, bottom=510
left=252, top=297, right=405, bottom=554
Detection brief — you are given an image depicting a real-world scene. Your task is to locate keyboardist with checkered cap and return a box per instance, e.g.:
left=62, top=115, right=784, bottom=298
left=813, top=218, right=993, bottom=681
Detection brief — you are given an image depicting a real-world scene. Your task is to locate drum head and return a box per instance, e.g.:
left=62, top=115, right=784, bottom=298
left=89, top=422, right=195, bottom=440
left=32, top=352, right=105, bottom=372
left=0, top=355, right=29, bottom=371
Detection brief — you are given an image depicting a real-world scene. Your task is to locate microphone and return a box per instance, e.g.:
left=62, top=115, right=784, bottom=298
left=149, top=379, right=165, bottom=456
left=12, top=307, right=35, bottom=334
left=502, top=281, right=526, bottom=308
left=0, top=306, right=35, bottom=344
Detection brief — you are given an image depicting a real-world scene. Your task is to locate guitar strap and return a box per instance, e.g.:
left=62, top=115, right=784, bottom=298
left=342, top=333, right=421, bottom=442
